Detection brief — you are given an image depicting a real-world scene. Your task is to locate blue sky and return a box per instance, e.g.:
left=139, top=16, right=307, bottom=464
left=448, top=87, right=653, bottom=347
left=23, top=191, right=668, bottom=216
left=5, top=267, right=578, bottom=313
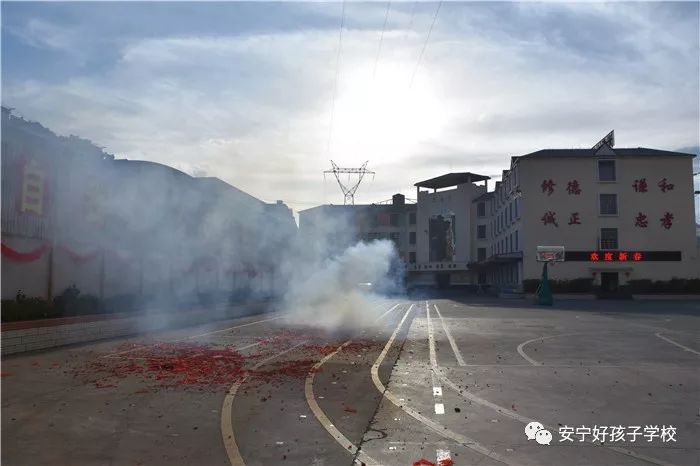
left=2, top=1, right=699, bottom=217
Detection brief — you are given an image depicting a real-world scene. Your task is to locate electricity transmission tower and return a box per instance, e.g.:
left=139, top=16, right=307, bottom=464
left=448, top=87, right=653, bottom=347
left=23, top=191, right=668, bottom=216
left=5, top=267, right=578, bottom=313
left=324, top=160, right=375, bottom=205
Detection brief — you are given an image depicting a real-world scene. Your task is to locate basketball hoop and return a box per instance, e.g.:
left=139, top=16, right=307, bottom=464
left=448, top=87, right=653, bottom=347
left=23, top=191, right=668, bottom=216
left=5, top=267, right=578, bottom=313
left=536, top=246, right=565, bottom=263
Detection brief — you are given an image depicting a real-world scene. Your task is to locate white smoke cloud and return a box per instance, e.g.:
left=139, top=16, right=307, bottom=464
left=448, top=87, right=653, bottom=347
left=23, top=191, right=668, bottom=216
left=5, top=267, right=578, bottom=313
left=281, top=239, right=402, bottom=331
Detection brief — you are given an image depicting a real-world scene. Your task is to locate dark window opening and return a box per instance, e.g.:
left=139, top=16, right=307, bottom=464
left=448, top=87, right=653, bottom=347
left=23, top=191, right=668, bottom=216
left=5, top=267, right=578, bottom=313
left=598, top=160, right=616, bottom=182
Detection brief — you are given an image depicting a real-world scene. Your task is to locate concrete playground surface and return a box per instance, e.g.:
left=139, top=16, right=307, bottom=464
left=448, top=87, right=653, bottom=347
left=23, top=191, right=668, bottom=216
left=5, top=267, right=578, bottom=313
left=1, top=297, right=699, bottom=466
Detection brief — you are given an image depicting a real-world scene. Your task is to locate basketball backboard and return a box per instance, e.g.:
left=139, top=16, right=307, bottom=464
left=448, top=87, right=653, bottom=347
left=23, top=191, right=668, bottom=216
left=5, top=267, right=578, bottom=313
left=536, top=246, right=565, bottom=262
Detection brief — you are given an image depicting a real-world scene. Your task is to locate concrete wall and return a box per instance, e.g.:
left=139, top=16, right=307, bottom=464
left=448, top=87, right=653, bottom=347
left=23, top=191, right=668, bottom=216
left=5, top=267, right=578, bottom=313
left=1, top=302, right=267, bottom=356
left=519, top=155, right=699, bottom=283
left=1, top=236, right=51, bottom=299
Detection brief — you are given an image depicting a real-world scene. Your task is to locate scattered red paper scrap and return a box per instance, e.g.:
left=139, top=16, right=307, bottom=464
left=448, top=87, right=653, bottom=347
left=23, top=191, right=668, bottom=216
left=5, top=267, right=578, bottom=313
left=1, top=372, right=14, bottom=377
left=413, top=460, right=436, bottom=466
left=438, top=459, right=454, bottom=466
left=343, top=405, right=357, bottom=413
left=72, top=337, right=380, bottom=392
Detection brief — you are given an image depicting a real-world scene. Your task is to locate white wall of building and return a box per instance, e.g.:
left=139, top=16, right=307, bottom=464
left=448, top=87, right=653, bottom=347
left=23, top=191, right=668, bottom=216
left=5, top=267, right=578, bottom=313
left=416, top=182, right=486, bottom=266
left=519, top=154, right=698, bottom=283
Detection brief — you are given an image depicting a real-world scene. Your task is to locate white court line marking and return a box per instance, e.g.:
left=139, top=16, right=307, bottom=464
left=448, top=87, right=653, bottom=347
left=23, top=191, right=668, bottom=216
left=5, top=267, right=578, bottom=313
left=437, top=373, right=678, bottom=466
left=655, top=333, right=700, bottom=356
left=376, top=303, right=401, bottom=321
left=433, top=304, right=466, bottom=366
left=221, top=341, right=307, bottom=466
left=371, top=304, right=519, bottom=466
left=305, top=341, right=379, bottom=466
left=185, top=315, right=285, bottom=340
left=516, top=332, right=592, bottom=366
left=434, top=403, right=444, bottom=414
left=435, top=333, right=677, bottom=466
left=302, top=302, right=403, bottom=466
left=217, top=300, right=394, bottom=466
left=103, top=341, right=262, bottom=359
left=103, top=315, right=284, bottom=357
left=236, top=341, right=262, bottom=351
left=425, top=302, right=439, bottom=388
left=432, top=386, right=442, bottom=397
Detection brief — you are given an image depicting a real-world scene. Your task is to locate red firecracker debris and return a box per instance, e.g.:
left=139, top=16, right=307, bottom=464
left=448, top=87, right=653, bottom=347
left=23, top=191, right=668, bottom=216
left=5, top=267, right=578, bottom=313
left=343, top=405, right=357, bottom=413
left=413, top=460, right=436, bottom=466
left=438, top=459, right=454, bottom=466
left=72, top=335, right=380, bottom=393
left=1, top=372, right=14, bottom=377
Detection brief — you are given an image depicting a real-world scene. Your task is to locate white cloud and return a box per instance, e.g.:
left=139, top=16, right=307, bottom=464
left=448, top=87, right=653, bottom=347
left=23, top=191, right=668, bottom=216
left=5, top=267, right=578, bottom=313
left=16, top=18, right=77, bottom=51
left=3, top=3, right=698, bottom=214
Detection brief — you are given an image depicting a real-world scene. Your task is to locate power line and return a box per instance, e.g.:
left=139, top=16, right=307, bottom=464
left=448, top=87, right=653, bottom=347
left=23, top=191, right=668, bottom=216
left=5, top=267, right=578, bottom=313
left=409, top=0, right=442, bottom=89
left=373, top=1, right=392, bottom=79
left=408, top=1, right=417, bottom=31
left=326, top=0, right=346, bottom=157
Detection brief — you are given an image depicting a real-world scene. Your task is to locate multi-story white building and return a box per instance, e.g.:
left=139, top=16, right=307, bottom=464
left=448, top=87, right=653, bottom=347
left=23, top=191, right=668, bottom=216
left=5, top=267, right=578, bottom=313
left=299, top=194, right=418, bottom=263
left=299, top=134, right=699, bottom=292
left=479, top=141, right=698, bottom=292
left=410, top=173, right=490, bottom=286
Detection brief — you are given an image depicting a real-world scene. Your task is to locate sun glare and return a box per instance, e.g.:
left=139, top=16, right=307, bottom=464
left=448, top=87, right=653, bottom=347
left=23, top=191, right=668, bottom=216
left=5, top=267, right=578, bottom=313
left=330, top=63, right=446, bottom=164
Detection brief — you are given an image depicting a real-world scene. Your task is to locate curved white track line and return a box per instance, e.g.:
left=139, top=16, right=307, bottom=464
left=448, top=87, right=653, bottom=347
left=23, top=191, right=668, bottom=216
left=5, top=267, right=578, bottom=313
left=370, top=304, right=520, bottom=466
left=221, top=341, right=306, bottom=466
left=516, top=332, right=595, bottom=366
left=439, top=330, right=680, bottom=466
left=223, top=301, right=401, bottom=466
left=305, top=342, right=380, bottom=466
left=301, top=301, right=403, bottom=466
left=655, top=333, right=700, bottom=356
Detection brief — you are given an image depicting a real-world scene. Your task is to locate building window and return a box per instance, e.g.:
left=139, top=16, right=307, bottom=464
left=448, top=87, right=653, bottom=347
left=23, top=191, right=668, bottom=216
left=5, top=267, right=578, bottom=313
left=477, top=225, right=486, bottom=239
left=389, top=232, right=400, bottom=244
left=390, top=213, right=399, bottom=227
left=598, top=160, right=616, bottom=182
left=514, top=198, right=519, bottom=218
left=409, top=231, right=416, bottom=245
left=409, top=251, right=416, bottom=263
left=477, top=202, right=486, bottom=217
left=515, top=230, right=519, bottom=251
left=409, top=212, right=416, bottom=225
left=600, top=228, right=618, bottom=250
left=478, top=248, right=486, bottom=261
left=599, top=193, right=618, bottom=215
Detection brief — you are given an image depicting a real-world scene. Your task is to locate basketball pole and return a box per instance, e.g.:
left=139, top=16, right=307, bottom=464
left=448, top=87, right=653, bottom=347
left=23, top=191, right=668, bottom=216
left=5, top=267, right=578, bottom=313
left=535, top=260, right=553, bottom=306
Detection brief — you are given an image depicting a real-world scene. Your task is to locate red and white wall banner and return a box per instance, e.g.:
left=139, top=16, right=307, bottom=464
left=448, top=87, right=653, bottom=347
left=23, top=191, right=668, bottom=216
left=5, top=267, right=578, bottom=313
left=1, top=242, right=50, bottom=262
